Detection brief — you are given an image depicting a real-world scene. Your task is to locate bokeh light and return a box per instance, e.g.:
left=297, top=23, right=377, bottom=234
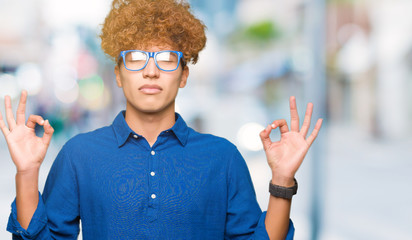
left=237, top=122, right=265, bottom=151
left=16, top=63, right=43, bottom=95
left=52, top=65, right=78, bottom=91
left=0, top=74, right=19, bottom=99
left=54, top=83, right=79, bottom=104
left=78, top=74, right=108, bottom=110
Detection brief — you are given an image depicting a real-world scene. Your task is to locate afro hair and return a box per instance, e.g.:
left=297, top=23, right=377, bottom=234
left=100, top=0, right=207, bottom=65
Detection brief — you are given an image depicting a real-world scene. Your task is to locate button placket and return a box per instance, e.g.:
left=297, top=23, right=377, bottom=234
left=149, top=148, right=159, bottom=205
left=146, top=147, right=160, bottom=221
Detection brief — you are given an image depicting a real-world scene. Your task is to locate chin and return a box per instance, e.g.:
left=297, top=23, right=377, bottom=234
left=140, top=108, right=163, bottom=114
left=137, top=105, right=171, bottom=115
left=127, top=100, right=175, bottom=115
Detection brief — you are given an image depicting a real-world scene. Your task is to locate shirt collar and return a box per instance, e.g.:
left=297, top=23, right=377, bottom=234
left=112, top=111, right=133, bottom=147
left=112, top=111, right=189, bottom=147
left=170, top=112, right=189, bottom=146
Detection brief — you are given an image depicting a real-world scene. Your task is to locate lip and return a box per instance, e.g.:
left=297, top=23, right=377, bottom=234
left=139, top=84, right=163, bottom=94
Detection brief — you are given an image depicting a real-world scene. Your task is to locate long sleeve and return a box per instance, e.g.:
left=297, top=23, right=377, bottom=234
left=224, top=148, right=295, bottom=239
left=254, top=212, right=295, bottom=240
left=7, top=192, right=49, bottom=240
left=7, top=146, right=80, bottom=239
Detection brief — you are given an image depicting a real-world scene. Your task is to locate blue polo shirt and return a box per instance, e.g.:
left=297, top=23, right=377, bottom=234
left=7, top=111, right=294, bottom=239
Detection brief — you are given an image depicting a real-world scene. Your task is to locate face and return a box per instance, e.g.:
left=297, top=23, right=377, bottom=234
left=115, top=46, right=189, bottom=117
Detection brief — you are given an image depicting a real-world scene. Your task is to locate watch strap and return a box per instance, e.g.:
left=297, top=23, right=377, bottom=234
left=268, top=178, right=298, bottom=199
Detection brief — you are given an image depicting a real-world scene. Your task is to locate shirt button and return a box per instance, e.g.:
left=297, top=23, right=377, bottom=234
left=150, top=171, right=155, bottom=176
left=133, top=135, right=138, bottom=139
left=151, top=194, right=156, bottom=199
left=151, top=150, right=155, bottom=156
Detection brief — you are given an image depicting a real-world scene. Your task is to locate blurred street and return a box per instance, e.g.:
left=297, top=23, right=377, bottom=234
left=2, top=0, right=412, bottom=239
left=321, top=125, right=412, bottom=240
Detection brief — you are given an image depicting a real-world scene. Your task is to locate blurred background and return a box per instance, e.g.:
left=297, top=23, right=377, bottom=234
left=1, top=0, right=411, bottom=239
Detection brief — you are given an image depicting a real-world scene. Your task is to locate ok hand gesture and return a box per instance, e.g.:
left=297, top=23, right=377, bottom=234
left=0, top=91, right=54, bottom=173
left=260, top=96, right=323, bottom=186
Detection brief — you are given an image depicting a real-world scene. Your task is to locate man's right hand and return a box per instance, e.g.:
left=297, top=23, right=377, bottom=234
left=0, top=90, right=54, bottom=173
left=1, top=90, right=54, bottom=229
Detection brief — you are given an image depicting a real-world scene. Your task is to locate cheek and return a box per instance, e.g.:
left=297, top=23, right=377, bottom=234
left=119, top=72, right=138, bottom=89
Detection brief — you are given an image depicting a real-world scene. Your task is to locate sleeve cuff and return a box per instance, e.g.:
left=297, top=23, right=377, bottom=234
left=7, top=192, right=48, bottom=239
left=255, top=211, right=295, bottom=240
left=285, top=218, right=295, bottom=240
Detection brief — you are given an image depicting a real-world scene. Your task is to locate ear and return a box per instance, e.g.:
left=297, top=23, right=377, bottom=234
left=179, top=66, right=189, bottom=88
left=114, top=65, right=123, bottom=88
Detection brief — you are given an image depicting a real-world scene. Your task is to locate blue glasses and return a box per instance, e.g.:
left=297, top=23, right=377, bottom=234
left=119, top=50, right=184, bottom=72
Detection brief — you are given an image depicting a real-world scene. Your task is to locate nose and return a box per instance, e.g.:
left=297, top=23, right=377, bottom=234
left=142, top=58, right=160, bottom=78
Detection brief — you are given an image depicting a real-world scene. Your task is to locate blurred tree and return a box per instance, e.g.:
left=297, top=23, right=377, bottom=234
left=229, top=20, right=282, bottom=49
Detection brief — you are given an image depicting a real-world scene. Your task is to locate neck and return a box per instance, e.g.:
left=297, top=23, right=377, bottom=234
left=124, top=103, right=176, bottom=147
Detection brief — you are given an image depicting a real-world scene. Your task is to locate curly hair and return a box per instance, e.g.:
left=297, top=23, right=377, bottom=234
left=100, top=0, right=207, bottom=65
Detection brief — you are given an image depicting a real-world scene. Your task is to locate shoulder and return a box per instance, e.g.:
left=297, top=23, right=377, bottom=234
left=188, top=127, right=235, bottom=146
left=186, top=127, right=240, bottom=156
left=186, top=128, right=253, bottom=178
left=61, top=125, right=115, bottom=152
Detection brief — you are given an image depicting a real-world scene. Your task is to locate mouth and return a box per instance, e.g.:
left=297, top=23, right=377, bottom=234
left=139, top=84, right=163, bottom=94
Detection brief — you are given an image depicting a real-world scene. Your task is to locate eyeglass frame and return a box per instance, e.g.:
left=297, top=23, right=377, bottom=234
left=118, top=50, right=185, bottom=72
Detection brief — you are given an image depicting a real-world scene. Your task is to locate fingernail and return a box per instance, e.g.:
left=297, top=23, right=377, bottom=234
left=271, top=124, right=275, bottom=128
left=41, top=120, right=45, bottom=124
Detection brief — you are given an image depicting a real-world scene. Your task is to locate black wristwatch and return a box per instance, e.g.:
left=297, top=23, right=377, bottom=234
left=268, top=178, right=298, bottom=199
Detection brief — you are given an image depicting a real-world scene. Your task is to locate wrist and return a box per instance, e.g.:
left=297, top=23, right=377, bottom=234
left=16, top=168, right=40, bottom=196
left=16, top=167, right=40, bottom=178
left=271, top=172, right=295, bottom=187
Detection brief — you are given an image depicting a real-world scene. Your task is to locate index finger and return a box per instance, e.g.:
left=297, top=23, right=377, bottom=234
left=16, top=90, right=27, bottom=125
left=271, top=119, right=289, bottom=134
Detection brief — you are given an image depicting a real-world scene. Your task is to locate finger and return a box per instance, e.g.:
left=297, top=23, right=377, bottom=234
left=42, top=120, right=54, bottom=146
left=306, top=118, right=323, bottom=146
left=16, top=90, right=27, bottom=125
left=271, top=119, right=289, bottom=134
left=0, top=110, right=10, bottom=136
left=4, top=95, right=16, bottom=130
left=259, top=124, right=273, bottom=150
left=26, top=115, right=45, bottom=129
left=289, top=96, right=299, bottom=132
left=300, top=102, right=313, bottom=138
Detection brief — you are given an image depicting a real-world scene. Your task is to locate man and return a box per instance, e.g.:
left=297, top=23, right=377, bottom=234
left=1, top=0, right=322, bottom=239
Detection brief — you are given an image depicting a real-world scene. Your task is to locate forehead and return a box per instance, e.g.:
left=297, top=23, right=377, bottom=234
left=133, top=40, right=178, bottom=52
left=141, top=46, right=172, bottom=52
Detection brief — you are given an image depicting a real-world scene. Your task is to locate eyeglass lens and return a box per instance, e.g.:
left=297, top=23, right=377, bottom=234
left=124, top=51, right=179, bottom=71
